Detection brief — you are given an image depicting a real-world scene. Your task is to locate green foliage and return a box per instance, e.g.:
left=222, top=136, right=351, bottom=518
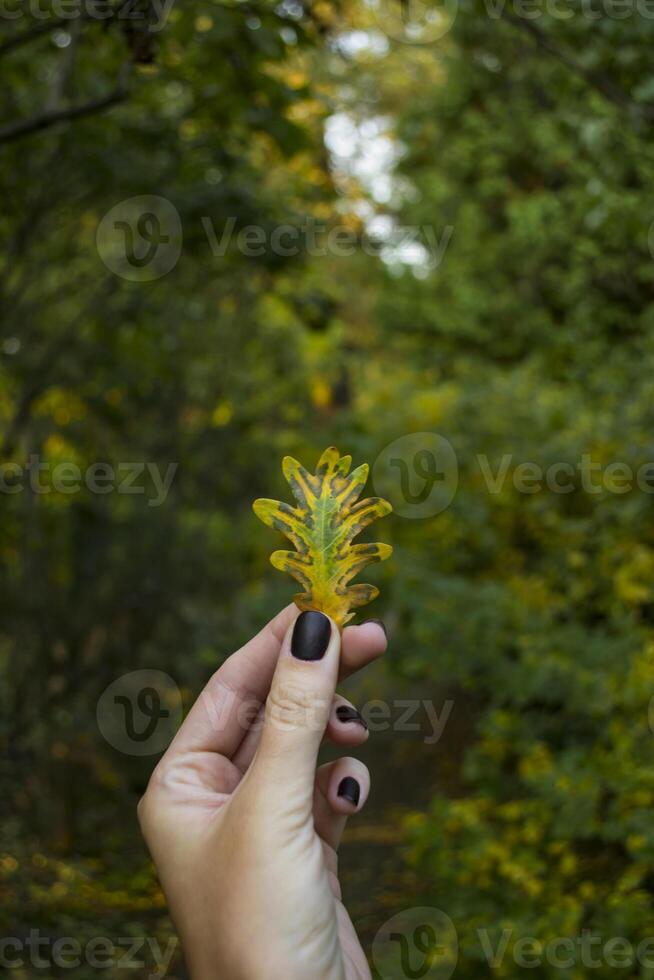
left=345, top=6, right=654, bottom=976
left=4, top=0, right=654, bottom=973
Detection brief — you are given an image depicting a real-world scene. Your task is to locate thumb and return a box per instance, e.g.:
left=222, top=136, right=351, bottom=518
left=249, top=610, right=340, bottom=807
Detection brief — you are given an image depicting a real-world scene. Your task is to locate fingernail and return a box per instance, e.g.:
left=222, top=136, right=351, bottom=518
left=336, top=705, right=368, bottom=730
left=361, top=618, right=387, bottom=638
left=337, top=776, right=360, bottom=806
left=291, top=610, right=331, bottom=661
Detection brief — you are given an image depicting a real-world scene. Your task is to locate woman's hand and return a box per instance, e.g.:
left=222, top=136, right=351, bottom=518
left=138, top=605, right=387, bottom=980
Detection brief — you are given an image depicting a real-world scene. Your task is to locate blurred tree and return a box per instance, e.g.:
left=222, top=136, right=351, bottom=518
left=323, top=3, right=654, bottom=976
left=0, top=3, right=354, bottom=956
left=4, top=0, right=654, bottom=975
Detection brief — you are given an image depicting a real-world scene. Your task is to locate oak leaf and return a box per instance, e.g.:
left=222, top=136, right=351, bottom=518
left=253, top=447, right=393, bottom=627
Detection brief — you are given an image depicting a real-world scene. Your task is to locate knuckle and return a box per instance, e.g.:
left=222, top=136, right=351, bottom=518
left=266, top=679, right=326, bottom=731
left=136, top=762, right=167, bottom=826
left=326, top=868, right=342, bottom=901
left=136, top=790, right=150, bottom=830
left=136, top=761, right=178, bottom=841
left=145, top=759, right=176, bottom=797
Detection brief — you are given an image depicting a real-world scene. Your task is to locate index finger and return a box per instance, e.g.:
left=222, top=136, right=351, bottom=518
left=167, top=604, right=297, bottom=759
left=164, top=606, right=387, bottom=760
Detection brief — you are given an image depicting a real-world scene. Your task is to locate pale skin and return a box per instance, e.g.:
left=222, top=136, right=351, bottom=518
left=138, top=604, right=387, bottom=980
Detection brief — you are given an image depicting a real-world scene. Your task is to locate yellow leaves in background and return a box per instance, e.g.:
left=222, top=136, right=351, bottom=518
left=1, top=846, right=168, bottom=917
left=411, top=385, right=459, bottom=426
left=507, top=574, right=556, bottom=612
left=286, top=69, right=308, bottom=90
left=34, top=387, right=86, bottom=427
left=614, top=545, right=654, bottom=606
left=179, top=119, right=199, bottom=141
left=310, top=378, right=331, bottom=410
left=211, top=401, right=233, bottom=427
left=519, top=743, right=554, bottom=781
left=0, top=855, right=18, bottom=874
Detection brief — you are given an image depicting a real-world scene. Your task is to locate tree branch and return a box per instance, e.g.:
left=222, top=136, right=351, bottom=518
left=45, top=17, right=82, bottom=112
left=501, top=12, right=654, bottom=123
left=0, top=0, right=138, bottom=59
left=0, top=20, right=65, bottom=58
left=0, top=63, right=131, bottom=146
left=0, top=279, right=117, bottom=461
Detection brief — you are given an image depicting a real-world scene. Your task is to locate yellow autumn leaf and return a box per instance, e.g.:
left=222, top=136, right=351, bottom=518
left=253, top=447, right=392, bottom=627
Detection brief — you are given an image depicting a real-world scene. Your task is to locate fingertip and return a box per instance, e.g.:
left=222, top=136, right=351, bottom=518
left=334, top=702, right=369, bottom=732
left=340, top=619, right=387, bottom=676
left=337, top=776, right=361, bottom=809
left=328, top=758, right=370, bottom=815
left=325, top=697, right=369, bottom=746
left=347, top=619, right=387, bottom=648
left=360, top=618, right=387, bottom=639
left=288, top=610, right=339, bottom=663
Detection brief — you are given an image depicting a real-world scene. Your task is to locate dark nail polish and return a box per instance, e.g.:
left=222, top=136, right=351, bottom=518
left=337, top=776, right=360, bottom=806
left=361, top=618, right=387, bottom=638
left=291, top=611, right=331, bottom=661
left=336, top=705, right=368, bottom=730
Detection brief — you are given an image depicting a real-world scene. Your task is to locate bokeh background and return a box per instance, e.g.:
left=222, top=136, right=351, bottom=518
left=3, top=0, right=654, bottom=976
